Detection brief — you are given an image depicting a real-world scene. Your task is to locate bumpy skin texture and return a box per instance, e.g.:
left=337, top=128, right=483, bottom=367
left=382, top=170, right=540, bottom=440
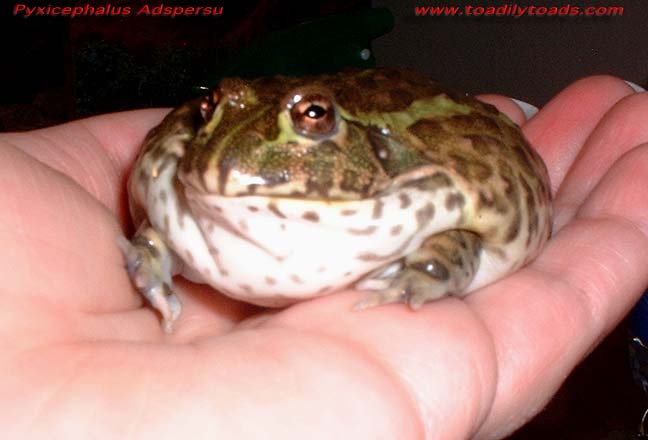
left=123, top=68, right=551, bottom=330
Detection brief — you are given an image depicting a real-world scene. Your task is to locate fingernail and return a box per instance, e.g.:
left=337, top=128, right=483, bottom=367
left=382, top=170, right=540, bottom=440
left=625, top=80, right=646, bottom=93
left=511, top=98, right=539, bottom=120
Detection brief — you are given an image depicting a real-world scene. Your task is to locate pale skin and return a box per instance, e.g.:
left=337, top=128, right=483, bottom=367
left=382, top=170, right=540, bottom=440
left=0, top=76, right=647, bottom=439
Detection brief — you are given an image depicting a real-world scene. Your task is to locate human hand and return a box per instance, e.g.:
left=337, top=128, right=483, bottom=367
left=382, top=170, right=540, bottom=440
left=1, top=76, right=646, bottom=439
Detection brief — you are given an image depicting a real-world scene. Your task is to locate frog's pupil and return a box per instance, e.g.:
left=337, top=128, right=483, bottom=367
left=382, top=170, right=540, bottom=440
left=305, top=104, right=326, bottom=119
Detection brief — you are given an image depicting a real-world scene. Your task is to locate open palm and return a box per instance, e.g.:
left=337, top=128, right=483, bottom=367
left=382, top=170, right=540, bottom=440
left=1, top=76, right=647, bottom=439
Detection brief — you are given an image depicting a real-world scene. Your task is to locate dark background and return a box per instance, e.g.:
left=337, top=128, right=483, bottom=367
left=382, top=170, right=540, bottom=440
left=374, top=0, right=647, bottom=106
left=2, top=0, right=647, bottom=437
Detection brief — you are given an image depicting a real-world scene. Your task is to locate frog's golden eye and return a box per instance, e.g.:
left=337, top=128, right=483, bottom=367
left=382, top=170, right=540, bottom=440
left=200, top=89, right=220, bottom=122
left=289, top=94, right=336, bottom=138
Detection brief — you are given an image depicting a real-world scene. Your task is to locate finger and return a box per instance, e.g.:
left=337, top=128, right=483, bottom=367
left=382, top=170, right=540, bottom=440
left=2, top=109, right=168, bottom=216
left=476, top=94, right=527, bottom=126
left=578, top=143, right=648, bottom=227
left=79, top=108, right=170, bottom=174
left=553, top=92, right=648, bottom=230
left=522, top=75, right=634, bottom=194
left=470, top=144, right=648, bottom=438
left=0, top=144, right=161, bottom=344
left=79, top=109, right=170, bottom=223
left=0, top=145, right=135, bottom=309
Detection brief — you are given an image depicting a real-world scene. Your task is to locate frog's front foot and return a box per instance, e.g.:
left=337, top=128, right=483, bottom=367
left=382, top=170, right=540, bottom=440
left=354, top=230, right=482, bottom=310
left=118, top=227, right=181, bottom=333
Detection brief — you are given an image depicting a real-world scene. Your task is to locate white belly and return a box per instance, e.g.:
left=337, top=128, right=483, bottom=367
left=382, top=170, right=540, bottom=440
left=145, top=164, right=463, bottom=306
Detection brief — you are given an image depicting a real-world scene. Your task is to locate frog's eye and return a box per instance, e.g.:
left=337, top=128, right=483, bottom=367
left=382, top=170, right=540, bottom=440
left=289, top=94, right=336, bottom=138
left=200, top=89, right=220, bottom=122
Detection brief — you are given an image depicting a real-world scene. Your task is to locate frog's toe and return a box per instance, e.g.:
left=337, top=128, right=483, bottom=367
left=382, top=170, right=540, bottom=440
left=145, top=283, right=181, bottom=334
left=354, top=270, right=449, bottom=311
left=355, top=230, right=482, bottom=311
left=404, top=278, right=449, bottom=309
left=353, top=287, right=404, bottom=310
left=118, top=229, right=182, bottom=332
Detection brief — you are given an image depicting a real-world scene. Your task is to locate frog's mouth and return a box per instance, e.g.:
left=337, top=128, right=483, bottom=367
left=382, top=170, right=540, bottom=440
left=180, top=165, right=305, bottom=199
left=223, top=168, right=297, bottom=197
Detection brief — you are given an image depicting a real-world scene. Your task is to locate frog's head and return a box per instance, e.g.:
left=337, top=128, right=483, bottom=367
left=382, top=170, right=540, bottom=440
left=180, top=69, right=447, bottom=200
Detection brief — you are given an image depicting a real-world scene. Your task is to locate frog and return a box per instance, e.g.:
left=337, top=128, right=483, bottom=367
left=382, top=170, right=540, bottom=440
left=119, top=68, right=552, bottom=333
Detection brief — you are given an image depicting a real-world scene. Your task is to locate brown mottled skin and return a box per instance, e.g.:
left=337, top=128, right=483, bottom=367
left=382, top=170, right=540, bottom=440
left=123, top=68, right=552, bottom=331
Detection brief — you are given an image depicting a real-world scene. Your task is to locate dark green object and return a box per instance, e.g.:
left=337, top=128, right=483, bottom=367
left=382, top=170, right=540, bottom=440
left=205, top=8, right=394, bottom=86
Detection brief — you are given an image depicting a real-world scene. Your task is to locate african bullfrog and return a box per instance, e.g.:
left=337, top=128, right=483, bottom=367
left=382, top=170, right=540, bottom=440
left=119, top=68, right=552, bottom=332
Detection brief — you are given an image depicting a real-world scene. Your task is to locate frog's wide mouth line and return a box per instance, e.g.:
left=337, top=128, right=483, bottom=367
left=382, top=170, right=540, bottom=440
left=186, top=186, right=375, bottom=207
left=182, top=178, right=377, bottom=205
